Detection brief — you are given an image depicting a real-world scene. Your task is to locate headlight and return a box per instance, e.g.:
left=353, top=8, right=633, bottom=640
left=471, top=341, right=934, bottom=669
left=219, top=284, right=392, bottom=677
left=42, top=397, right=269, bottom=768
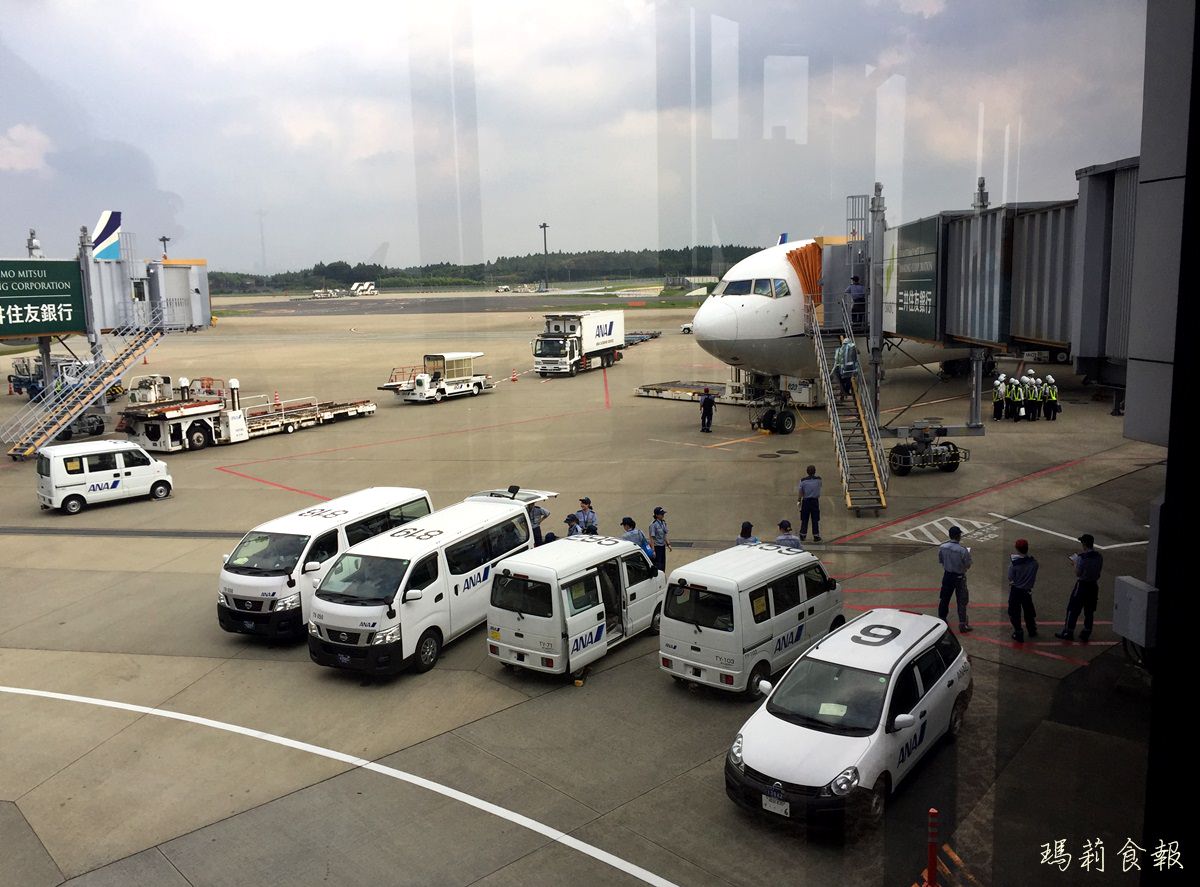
left=828, top=766, right=860, bottom=797
left=274, top=593, right=301, bottom=611
left=372, top=625, right=400, bottom=645
left=217, top=592, right=227, bottom=606
left=728, top=733, right=744, bottom=772
left=308, top=621, right=320, bottom=636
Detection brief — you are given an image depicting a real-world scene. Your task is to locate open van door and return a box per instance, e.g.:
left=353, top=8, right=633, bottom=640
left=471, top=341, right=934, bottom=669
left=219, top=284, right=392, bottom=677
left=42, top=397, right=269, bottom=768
left=562, top=572, right=606, bottom=672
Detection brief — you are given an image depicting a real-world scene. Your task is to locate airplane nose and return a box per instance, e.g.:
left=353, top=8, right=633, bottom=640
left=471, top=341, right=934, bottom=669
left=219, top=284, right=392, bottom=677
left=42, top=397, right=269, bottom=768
left=692, top=297, right=741, bottom=364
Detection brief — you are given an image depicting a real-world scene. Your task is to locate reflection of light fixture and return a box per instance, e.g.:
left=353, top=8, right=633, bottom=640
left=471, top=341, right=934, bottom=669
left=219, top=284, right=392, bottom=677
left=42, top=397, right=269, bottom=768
left=158, top=235, right=171, bottom=258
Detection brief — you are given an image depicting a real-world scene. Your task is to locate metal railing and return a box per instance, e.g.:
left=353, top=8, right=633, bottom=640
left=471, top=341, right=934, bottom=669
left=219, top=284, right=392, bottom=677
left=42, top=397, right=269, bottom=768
left=835, top=300, right=890, bottom=493
left=806, top=298, right=854, bottom=508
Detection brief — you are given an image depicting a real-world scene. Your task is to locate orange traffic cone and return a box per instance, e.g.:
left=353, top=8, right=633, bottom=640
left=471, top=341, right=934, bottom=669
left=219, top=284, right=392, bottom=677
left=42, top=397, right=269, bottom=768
left=142, top=354, right=149, bottom=365
left=511, top=368, right=518, bottom=382
left=6, top=380, right=13, bottom=395
left=274, top=390, right=281, bottom=408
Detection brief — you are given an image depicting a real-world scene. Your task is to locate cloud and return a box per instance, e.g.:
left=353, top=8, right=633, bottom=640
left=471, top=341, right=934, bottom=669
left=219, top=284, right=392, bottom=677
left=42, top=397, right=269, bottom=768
left=0, top=123, right=51, bottom=172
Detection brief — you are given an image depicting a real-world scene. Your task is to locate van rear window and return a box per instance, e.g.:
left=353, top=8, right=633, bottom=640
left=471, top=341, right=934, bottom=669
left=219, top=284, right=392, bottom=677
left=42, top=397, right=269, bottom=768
left=491, top=575, right=553, bottom=618
left=665, top=584, right=733, bottom=631
left=37, top=454, right=51, bottom=477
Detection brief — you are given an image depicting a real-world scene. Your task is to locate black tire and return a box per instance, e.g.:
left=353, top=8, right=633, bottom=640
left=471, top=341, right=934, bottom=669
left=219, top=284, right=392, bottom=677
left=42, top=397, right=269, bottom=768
left=650, top=604, right=662, bottom=635
left=471, top=384, right=481, bottom=396
left=433, top=390, right=444, bottom=403
left=539, top=372, right=548, bottom=378
left=56, top=428, right=73, bottom=442
left=413, top=629, right=442, bottom=672
left=829, top=616, right=845, bottom=632
left=759, top=409, right=776, bottom=432
left=284, top=423, right=296, bottom=434
left=745, top=661, right=771, bottom=699
left=569, top=364, right=578, bottom=378
left=150, top=481, right=171, bottom=500
left=948, top=696, right=968, bottom=741
left=857, top=776, right=888, bottom=831
left=937, top=442, right=960, bottom=473
left=775, top=409, right=797, bottom=435
left=62, top=495, right=85, bottom=515
left=889, top=445, right=913, bottom=477
left=187, top=425, right=209, bottom=450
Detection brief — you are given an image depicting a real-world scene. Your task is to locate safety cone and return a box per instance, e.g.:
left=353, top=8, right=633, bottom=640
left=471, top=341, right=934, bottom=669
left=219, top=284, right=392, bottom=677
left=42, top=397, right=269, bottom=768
left=510, top=368, right=518, bottom=382
left=142, top=354, right=149, bottom=365
left=274, top=390, right=281, bottom=409
left=6, top=380, right=13, bottom=395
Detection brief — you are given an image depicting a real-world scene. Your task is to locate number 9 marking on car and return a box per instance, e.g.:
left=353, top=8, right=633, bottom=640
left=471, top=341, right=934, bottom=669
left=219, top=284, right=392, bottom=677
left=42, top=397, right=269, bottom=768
left=850, top=624, right=902, bottom=647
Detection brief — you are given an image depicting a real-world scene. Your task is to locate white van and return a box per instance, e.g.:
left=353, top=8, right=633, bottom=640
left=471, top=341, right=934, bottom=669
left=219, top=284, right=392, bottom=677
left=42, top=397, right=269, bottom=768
left=217, top=487, right=433, bottom=641
left=486, top=535, right=667, bottom=676
left=308, top=487, right=556, bottom=676
left=36, top=441, right=172, bottom=515
left=658, top=543, right=844, bottom=696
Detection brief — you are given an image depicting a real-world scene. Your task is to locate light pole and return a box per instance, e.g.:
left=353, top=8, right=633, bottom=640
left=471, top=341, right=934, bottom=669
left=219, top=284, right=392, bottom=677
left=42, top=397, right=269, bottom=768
left=158, top=235, right=171, bottom=258
left=539, top=222, right=549, bottom=292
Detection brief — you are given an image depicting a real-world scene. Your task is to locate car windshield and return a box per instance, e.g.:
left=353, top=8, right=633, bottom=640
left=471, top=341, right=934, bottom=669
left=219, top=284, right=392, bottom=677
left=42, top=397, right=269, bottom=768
left=491, top=575, right=554, bottom=618
left=316, top=553, right=411, bottom=605
left=224, top=532, right=310, bottom=576
left=664, top=584, right=734, bottom=631
left=766, top=659, right=888, bottom=737
left=534, top=338, right=566, bottom=357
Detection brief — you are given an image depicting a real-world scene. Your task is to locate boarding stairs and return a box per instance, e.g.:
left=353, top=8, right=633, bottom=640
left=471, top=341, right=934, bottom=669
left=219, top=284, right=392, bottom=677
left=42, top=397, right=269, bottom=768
left=2, top=308, right=168, bottom=460
left=807, top=299, right=888, bottom=516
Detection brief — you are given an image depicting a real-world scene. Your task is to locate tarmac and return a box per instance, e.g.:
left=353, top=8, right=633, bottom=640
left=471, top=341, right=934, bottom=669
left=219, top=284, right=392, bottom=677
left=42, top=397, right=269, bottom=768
left=0, top=296, right=1163, bottom=886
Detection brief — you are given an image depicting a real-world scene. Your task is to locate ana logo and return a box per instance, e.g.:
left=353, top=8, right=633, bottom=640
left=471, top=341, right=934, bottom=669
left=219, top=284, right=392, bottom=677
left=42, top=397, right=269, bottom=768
left=570, top=624, right=605, bottom=654
left=898, top=721, right=928, bottom=765
left=87, top=480, right=120, bottom=492
left=773, top=624, right=805, bottom=654
left=358, top=621, right=377, bottom=629
left=596, top=322, right=614, bottom=337
left=462, top=565, right=491, bottom=592
left=664, top=641, right=678, bottom=651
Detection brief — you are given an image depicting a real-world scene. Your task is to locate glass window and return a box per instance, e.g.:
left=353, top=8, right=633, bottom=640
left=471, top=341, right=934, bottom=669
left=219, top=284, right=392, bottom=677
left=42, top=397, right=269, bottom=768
left=308, top=530, right=339, bottom=565
left=64, top=457, right=84, bottom=475
left=446, top=530, right=490, bottom=575
left=492, top=575, right=553, bottom=618
left=935, top=628, right=963, bottom=668
left=766, top=659, right=888, bottom=736
left=722, top=279, right=752, bottom=296
left=753, top=279, right=773, bottom=296
left=391, top=498, right=430, bottom=525
left=225, top=532, right=310, bottom=577
left=316, top=553, right=409, bottom=603
left=915, top=647, right=948, bottom=696
left=487, top=517, right=529, bottom=559
left=86, top=452, right=118, bottom=472
left=801, top=565, right=829, bottom=601
left=748, top=587, right=771, bottom=624
left=406, top=554, right=439, bottom=592
left=773, top=278, right=791, bottom=298
left=563, top=575, right=601, bottom=615
left=771, top=573, right=803, bottom=613
left=622, top=553, right=654, bottom=587
left=597, top=559, right=622, bottom=610
left=120, top=449, right=152, bottom=469
left=887, top=664, right=921, bottom=722
left=664, top=585, right=734, bottom=631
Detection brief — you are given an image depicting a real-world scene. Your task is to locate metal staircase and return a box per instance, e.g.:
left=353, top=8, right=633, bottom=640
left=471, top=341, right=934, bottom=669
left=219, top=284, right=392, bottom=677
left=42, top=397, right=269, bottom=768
left=2, top=309, right=166, bottom=460
left=807, top=299, right=888, bottom=516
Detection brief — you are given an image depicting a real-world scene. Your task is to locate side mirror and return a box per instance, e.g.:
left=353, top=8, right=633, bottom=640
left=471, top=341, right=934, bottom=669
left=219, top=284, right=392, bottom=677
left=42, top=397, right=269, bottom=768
left=650, top=566, right=659, bottom=577
left=221, top=553, right=229, bottom=564
left=826, top=578, right=838, bottom=591
left=302, top=561, right=321, bottom=574
left=403, top=589, right=424, bottom=603
left=892, top=713, right=916, bottom=731
left=757, top=679, right=773, bottom=697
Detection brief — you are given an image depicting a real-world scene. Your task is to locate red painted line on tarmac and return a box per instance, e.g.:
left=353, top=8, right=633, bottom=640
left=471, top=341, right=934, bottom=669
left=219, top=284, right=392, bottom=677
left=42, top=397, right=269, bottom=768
left=966, top=634, right=1091, bottom=666
left=215, top=468, right=330, bottom=501
left=603, top=368, right=611, bottom=409
left=843, top=587, right=941, bottom=593
left=846, top=603, right=1009, bottom=611
left=833, top=455, right=1090, bottom=543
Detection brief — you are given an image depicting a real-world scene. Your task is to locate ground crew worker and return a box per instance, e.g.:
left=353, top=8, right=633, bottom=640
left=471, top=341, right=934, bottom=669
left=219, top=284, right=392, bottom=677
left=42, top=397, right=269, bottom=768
left=1034, top=378, right=1045, bottom=420
left=699, top=387, right=715, bottom=433
left=1055, top=534, right=1103, bottom=642
left=992, top=379, right=1005, bottom=420
left=775, top=519, right=804, bottom=548
left=937, top=525, right=973, bottom=633
left=833, top=335, right=857, bottom=397
left=1020, top=375, right=1034, bottom=420
left=575, top=497, right=598, bottom=534
left=1044, top=375, right=1059, bottom=421
left=736, top=522, right=759, bottom=545
left=797, top=464, right=823, bottom=542
left=1007, top=376, right=1022, bottom=420
left=528, top=502, right=550, bottom=546
left=1007, top=538, right=1039, bottom=642
left=564, top=514, right=583, bottom=536
left=649, top=506, right=670, bottom=571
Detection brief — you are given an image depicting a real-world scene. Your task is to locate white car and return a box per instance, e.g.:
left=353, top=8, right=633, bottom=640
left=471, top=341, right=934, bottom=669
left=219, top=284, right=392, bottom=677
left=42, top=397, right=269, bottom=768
left=725, top=609, right=972, bottom=829
left=680, top=322, right=694, bottom=334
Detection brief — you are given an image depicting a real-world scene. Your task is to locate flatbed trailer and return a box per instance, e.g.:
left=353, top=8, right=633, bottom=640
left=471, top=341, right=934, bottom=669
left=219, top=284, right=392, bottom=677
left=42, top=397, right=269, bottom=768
left=635, top=371, right=820, bottom=434
left=119, top=380, right=374, bottom=452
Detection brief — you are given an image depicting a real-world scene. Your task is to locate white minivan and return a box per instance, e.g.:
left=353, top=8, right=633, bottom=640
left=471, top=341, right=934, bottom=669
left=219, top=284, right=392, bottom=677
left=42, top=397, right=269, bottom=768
left=308, top=487, right=556, bottom=676
left=218, top=487, right=433, bottom=641
left=486, top=535, right=667, bottom=676
left=726, top=609, right=973, bottom=829
left=37, top=440, right=172, bottom=515
left=659, top=543, right=844, bottom=696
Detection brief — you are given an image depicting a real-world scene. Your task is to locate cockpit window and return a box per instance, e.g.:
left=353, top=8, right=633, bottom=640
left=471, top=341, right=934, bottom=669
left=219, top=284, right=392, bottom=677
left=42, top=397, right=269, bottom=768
left=721, top=279, right=752, bottom=296
left=773, top=278, right=790, bottom=298
left=753, top=279, right=773, bottom=296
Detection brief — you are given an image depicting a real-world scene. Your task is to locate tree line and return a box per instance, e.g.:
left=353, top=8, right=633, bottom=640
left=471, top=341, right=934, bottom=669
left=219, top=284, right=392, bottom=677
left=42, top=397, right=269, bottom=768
left=207, top=245, right=762, bottom=293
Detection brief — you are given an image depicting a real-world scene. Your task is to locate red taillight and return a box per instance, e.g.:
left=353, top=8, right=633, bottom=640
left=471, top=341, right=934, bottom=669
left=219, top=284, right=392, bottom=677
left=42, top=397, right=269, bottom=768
left=541, top=657, right=554, bottom=668
left=720, top=673, right=734, bottom=685
left=488, top=644, right=498, bottom=655
left=661, top=657, right=672, bottom=668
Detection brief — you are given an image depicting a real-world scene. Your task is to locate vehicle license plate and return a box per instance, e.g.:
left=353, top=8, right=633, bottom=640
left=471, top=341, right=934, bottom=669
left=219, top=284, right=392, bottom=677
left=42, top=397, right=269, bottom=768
left=337, top=653, right=351, bottom=665
left=761, top=795, right=790, bottom=817
left=690, top=666, right=702, bottom=678
left=242, top=621, right=254, bottom=631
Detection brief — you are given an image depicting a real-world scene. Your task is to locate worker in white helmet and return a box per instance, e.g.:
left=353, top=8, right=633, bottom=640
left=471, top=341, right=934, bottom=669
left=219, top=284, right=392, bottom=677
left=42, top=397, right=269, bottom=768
left=1034, top=378, right=1046, bottom=419
left=1007, top=374, right=1023, bottom=421
left=1044, top=375, right=1059, bottom=421
left=992, top=379, right=1005, bottom=420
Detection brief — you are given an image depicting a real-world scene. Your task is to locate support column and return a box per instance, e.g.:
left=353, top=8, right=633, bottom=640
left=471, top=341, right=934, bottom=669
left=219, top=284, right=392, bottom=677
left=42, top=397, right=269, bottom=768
left=968, top=348, right=984, bottom=428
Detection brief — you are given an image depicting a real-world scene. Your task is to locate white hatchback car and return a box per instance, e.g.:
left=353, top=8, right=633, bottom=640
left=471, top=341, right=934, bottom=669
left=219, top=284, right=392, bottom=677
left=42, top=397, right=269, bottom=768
left=725, top=608, right=972, bottom=828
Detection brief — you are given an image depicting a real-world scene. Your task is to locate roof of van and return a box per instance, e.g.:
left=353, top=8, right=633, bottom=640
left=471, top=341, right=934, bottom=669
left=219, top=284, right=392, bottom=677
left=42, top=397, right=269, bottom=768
left=496, top=535, right=641, bottom=576
left=807, top=608, right=943, bottom=675
left=348, top=498, right=531, bottom=559
left=666, top=543, right=823, bottom=592
left=37, top=439, right=148, bottom=458
left=253, top=487, right=431, bottom=535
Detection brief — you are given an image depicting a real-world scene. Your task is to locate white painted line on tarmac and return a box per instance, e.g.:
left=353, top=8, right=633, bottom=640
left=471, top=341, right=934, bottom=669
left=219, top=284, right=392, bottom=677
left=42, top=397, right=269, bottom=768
left=0, top=685, right=680, bottom=887
left=987, top=513, right=1148, bottom=550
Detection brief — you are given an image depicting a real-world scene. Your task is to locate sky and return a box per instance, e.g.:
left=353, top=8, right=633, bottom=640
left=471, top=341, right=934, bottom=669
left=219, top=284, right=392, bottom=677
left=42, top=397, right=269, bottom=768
left=0, top=0, right=1146, bottom=273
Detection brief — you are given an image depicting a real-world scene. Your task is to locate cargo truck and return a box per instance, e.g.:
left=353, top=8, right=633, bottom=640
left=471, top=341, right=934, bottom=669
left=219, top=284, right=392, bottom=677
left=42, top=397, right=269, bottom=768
left=533, top=311, right=624, bottom=377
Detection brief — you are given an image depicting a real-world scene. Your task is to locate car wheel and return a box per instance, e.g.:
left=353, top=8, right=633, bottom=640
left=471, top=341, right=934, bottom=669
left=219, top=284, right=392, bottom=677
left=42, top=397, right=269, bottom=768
left=433, top=390, right=444, bottom=403
left=62, top=495, right=85, bottom=515
left=284, top=423, right=296, bottom=434
left=948, top=696, right=968, bottom=741
left=150, top=481, right=171, bottom=500
left=745, top=662, right=771, bottom=699
left=187, top=426, right=209, bottom=450
left=775, top=409, right=797, bottom=435
left=859, top=776, right=888, bottom=831
left=471, top=384, right=481, bottom=396
left=413, top=629, right=442, bottom=672
left=569, top=365, right=577, bottom=377
left=650, top=604, right=662, bottom=635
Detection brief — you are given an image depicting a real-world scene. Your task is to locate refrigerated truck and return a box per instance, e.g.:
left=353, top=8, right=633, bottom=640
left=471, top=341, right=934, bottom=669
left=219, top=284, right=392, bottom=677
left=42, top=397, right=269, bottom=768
left=120, top=376, right=374, bottom=452
left=533, top=311, right=625, bottom=376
